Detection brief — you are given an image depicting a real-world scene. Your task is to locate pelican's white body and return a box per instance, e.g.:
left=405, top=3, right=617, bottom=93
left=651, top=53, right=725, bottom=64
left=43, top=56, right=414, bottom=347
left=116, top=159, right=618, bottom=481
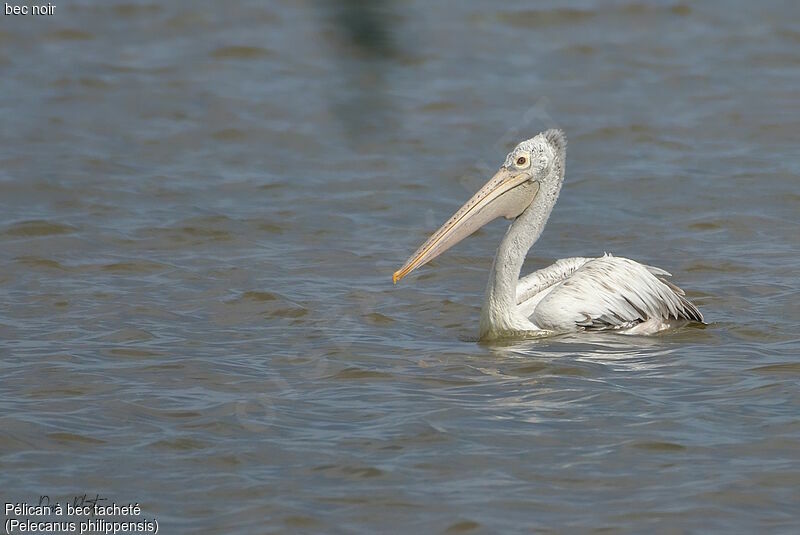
left=479, top=253, right=701, bottom=340
left=395, top=129, right=703, bottom=341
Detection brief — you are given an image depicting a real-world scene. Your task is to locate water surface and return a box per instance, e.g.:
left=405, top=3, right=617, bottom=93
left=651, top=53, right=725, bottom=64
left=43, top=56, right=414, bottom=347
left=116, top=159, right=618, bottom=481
left=1, top=0, right=799, bottom=532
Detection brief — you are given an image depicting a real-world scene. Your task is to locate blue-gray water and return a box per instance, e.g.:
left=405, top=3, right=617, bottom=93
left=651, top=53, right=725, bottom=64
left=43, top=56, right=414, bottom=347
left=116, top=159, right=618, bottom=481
left=1, top=1, right=799, bottom=532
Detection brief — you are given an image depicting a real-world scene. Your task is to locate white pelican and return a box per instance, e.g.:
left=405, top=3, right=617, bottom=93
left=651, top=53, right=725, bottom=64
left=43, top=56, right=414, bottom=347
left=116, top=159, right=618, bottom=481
left=393, top=129, right=704, bottom=340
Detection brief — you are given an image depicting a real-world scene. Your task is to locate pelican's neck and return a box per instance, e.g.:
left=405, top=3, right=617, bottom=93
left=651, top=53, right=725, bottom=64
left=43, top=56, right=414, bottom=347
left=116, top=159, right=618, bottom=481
left=479, top=177, right=562, bottom=338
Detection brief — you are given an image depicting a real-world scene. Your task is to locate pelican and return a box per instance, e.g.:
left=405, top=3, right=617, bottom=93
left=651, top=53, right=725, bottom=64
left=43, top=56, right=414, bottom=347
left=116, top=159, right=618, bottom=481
left=393, top=129, right=704, bottom=340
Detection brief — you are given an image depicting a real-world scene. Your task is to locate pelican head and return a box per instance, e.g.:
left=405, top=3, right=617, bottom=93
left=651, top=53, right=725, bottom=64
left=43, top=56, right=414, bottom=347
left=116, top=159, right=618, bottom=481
left=393, top=129, right=566, bottom=284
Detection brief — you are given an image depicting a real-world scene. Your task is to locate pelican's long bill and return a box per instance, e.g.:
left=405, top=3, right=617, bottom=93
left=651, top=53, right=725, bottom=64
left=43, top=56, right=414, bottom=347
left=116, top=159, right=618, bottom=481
left=393, top=167, right=540, bottom=284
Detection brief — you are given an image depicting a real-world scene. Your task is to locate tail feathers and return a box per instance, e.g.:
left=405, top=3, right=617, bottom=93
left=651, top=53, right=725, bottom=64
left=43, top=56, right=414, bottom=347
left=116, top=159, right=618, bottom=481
left=677, top=295, right=705, bottom=323
left=659, top=277, right=705, bottom=323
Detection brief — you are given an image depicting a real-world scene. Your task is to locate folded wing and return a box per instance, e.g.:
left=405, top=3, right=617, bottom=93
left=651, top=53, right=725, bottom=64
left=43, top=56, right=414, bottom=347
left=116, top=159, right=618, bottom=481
left=528, top=254, right=704, bottom=331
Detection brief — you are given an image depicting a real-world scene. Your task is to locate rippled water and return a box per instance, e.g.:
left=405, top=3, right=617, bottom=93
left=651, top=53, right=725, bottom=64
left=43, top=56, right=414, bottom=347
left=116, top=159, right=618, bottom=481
left=1, top=1, right=799, bottom=532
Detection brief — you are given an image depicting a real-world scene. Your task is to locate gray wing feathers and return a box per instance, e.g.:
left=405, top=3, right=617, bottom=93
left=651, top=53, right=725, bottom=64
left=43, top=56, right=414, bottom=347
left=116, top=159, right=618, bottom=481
left=642, top=264, right=671, bottom=277
left=516, top=257, right=591, bottom=305
left=531, top=254, right=703, bottom=331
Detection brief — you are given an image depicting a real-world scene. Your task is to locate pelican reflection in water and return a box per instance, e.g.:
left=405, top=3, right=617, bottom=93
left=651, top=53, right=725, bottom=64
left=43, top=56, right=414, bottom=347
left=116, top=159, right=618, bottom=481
left=393, top=130, right=704, bottom=340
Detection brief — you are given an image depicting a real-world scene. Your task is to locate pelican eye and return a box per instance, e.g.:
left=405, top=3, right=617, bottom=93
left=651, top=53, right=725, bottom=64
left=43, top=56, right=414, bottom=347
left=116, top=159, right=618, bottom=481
left=515, top=155, right=529, bottom=168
